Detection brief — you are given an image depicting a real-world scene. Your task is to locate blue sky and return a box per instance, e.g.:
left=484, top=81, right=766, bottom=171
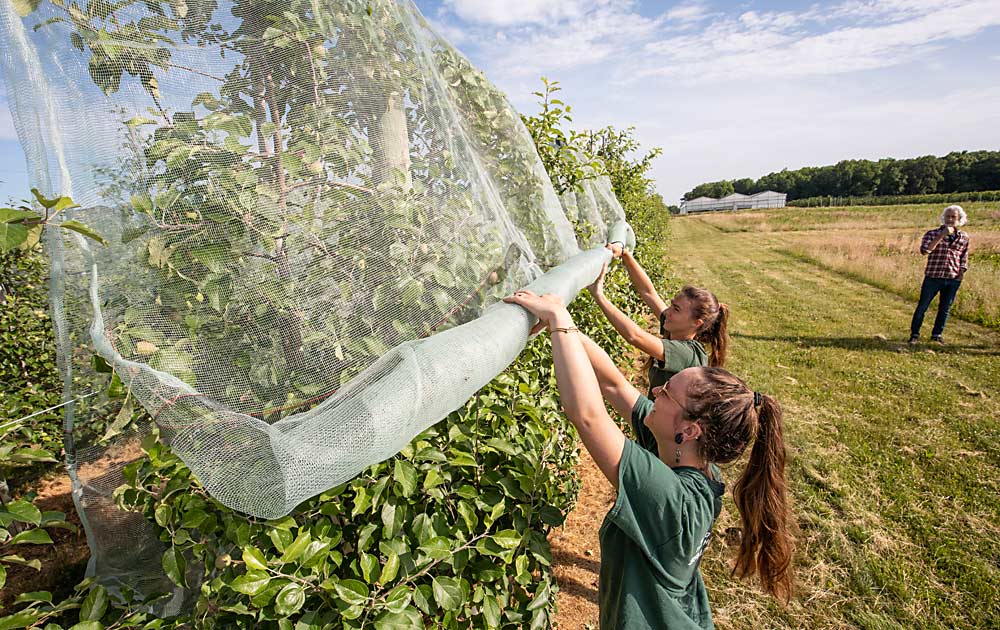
left=2, top=0, right=1000, bottom=204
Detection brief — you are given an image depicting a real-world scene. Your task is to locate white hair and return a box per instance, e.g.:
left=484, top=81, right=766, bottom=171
left=941, top=204, right=968, bottom=227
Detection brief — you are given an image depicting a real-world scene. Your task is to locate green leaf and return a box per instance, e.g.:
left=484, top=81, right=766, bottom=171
left=125, top=116, right=158, bottom=127
left=422, top=468, right=443, bottom=490
left=107, top=373, right=124, bottom=399
left=280, top=530, right=311, bottom=564
left=180, top=509, right=208, bottom=530
left=0, top=208, right=37, bottom=224
left=9, top=529, right=52, bottom=545
left=58, top=220, right=107, bottom=246
left=241, top=546, right=268, bottom=571
left=1, top=555, right=41, bottom=571
left=6, top=500, right=41, bottom=526
left=418, top=537, right=451, bottom=561
left=482, top=595, right=501, bottom=628
left=373, top=608, right=423, bottom=630
left=273, top=583, right=305, bottom=616
left=162, top=547, right=186, bottom=587
left=68, top=622, right=104, bottom=630
left=267, top=515, right=296, bottom=531
left=526, top=580, right=550, bottom=611
left=412, top=584, right=433, bottom=615
left=0, top=610, right=42, bottom=630
left=431, top=576, right=461, bottom=611
left=99, top=395, right=135, bottom=444
left=393, top=460, right=417, bottom=497
left=333, top=579, right=369, bottom=606
left=230, top=571, right=270, bottom=596
left=491, top=530, right=522, bottom=549
left=91, top=355, right=113, bottom=373
left=378, top=552, right=400, bottom=584
left=0, top=563, right=5, bottom=591
left=300, top=540, right=331, bottom=568
left=13, top=591, right=51, bottom=605
left=154, top=504, right=171, bottom=528
left=30, top=188, right=59, bottom=210
left=0, top=222, right=29, bottom=253
left=80, top=585, right=109, bottom=621
left=383, top=584, right=410, bottom=613
left=359, top=552, right=378, bottom=583
left=131, top=193, right=153, bottom=214
left=410, top=513, right=433, bottom=545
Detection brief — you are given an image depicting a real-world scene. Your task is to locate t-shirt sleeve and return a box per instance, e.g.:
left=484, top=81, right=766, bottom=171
left=608, top=441, right=703, bottom=557
left=661, top=339, right=700, bottom=374
left=630, top=394, right=658, bottom=454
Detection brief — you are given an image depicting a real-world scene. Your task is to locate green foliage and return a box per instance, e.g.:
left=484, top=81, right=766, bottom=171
left=0, top=190, right=104, bottom=253
left=100, top=351, right=574, bottom=628
left=583, top=126, right=665, bottom=232
left=683, top=150, right=1000, bottom=201
left=0, top=249, right=63, bottom=471
left=520, top=78, right=604, bottom=195
left=0, top=494, right=79, bottom=626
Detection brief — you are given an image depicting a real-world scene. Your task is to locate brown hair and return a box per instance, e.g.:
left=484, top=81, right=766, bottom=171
left=679, top=286, right=729, bottom=368
left=684, top=367, right=793, bottom=602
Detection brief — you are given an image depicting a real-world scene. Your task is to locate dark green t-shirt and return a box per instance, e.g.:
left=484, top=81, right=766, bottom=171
left=598, top=396, right=725, bottom=630
left=647, top=311, right=708, bottom=396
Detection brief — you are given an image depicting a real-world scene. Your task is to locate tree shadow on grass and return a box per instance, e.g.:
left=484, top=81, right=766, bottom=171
left=731, top=332, right=1000, bottom=356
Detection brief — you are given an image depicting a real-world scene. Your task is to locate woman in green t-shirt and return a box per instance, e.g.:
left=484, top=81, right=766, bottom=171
left=504, top=290, right=793, bottom=629
left=591, top=243, right=729, bottom=396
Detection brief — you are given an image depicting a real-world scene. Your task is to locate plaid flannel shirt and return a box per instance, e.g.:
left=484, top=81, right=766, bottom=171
left=920, top=227, right=969, bottom=279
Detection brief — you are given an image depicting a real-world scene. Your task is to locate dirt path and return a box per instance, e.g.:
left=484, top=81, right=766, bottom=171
left=549, top=448, right=613, bottom=629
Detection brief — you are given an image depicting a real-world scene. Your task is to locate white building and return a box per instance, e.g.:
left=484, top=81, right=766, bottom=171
left=678, top=190, right=786, bottom=214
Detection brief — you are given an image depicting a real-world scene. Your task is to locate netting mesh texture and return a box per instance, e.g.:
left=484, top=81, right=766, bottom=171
left=0, top=0, right=633, bottom=587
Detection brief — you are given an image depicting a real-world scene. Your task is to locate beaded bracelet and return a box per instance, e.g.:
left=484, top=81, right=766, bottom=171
left=551, top=326, right=580, bottom=334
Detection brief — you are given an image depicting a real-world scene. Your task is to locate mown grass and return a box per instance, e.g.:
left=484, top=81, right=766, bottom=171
left=665, top=215, right=1000, bottom=629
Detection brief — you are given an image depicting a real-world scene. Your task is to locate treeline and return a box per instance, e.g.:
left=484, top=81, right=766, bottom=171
left=789, top=190, right=1000, bottom=208
left=683, top=150, right=1000, bottom=201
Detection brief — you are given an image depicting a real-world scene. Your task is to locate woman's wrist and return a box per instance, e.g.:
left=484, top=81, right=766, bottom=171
left=549, top=311, right=575, bottom=329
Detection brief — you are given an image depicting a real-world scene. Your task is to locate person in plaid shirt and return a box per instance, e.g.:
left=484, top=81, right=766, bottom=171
left=909, top=205, right=969, bottom=344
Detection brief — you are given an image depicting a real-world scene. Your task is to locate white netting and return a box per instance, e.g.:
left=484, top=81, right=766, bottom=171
left=0, top=0, right=632, bottom=540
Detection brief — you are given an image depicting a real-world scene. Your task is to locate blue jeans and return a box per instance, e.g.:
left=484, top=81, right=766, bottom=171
left=910, top=276, right=962, bottom=338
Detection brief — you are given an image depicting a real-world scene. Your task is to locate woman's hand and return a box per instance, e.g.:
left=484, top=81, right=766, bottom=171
left=503, top=290, right=570, bottom=330
left=606, top=242, right=624, bottom=258
left=587, top=261, right=608, bottom=297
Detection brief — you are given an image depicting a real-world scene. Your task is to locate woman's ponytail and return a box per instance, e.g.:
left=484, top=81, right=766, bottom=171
left=732, top=393, right=793, bottom=601
left=704, top=302, right=729, bottom=368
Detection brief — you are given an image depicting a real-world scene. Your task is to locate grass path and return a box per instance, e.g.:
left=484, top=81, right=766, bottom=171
left=677, top=216, right=1000, bottom=629
left=553, top=216, right=1000, bottom=629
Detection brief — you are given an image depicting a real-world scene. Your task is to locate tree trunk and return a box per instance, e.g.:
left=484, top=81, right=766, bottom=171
left=371, top=91, right=412, bottom=190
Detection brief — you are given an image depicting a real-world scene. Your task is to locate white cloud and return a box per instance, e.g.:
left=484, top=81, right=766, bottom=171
left=664, top=3, right=711, bottom=23
left=637, top=0, right=1000, bottom=83
left=444, top=1, right=662, bottom=80
left=442, top=0, right=597, bottom=26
